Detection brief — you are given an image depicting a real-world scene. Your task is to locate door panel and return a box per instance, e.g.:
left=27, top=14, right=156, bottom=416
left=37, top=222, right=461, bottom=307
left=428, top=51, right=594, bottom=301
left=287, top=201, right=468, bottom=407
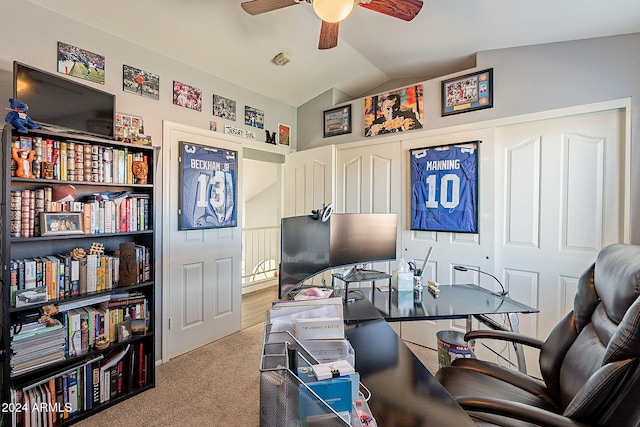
left=495, top=109, right=625, bottom=375
left=284, top=146, right=335, bottom=285
left=400, top=129, right=496, bottom=349
left=284, top=146, right=334, bottom=217
left=336, top=141, right=402, bottom=285
left=163, top=122, right=243, bottom=360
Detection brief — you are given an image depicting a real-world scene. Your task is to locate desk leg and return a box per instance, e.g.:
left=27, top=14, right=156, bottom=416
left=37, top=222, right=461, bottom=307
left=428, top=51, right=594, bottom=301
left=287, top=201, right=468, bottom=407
left=472, top=313, right=528, bottom=375
left=507, top=313, right=527, bottom=374
left=344, top=280, right=349, bottom=303
left=388, top=277, right=392, bottom=312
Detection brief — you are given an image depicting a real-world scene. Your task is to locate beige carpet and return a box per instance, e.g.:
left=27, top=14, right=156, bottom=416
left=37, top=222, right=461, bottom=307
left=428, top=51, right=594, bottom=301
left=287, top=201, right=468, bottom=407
left=76, top=323, right=438, bottom=426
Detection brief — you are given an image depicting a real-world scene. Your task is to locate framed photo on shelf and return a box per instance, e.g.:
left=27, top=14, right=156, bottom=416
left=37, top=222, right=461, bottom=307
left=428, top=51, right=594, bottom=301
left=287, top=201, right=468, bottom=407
left=40, top=212, right=84, bottom=236
left=409, top=141, right=479, bottom=233
left=178, top=141, right=238, bottom=230
left=323, top=105, right=352, bottom=138
left=278, top=123, right=291, bottom=146
left=442, top=68, right=493, bottom=116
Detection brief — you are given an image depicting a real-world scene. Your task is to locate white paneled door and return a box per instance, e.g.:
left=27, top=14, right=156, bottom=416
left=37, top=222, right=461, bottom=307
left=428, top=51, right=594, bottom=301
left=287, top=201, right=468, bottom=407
left=283, top=146, right=335, bottom=217
left=163, top=122, right=243, bottom=360
left=494, top=108, right=626, bottom=374
left=335, top=141, right=403, bottom=282
left=399, top=108, right=626, bottom=373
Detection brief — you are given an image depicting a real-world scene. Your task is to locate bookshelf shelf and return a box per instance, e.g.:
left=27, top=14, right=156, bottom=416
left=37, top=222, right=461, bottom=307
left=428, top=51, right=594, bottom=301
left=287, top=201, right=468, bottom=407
left=1, top=124, right=157, bottom=426
left=10, top=230, right=153, bottom=244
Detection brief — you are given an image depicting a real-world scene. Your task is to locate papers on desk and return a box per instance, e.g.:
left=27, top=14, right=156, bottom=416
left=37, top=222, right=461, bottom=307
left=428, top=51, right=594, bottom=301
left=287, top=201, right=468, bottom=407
left=268, top=297, right=344, bottom=341
left=311, top=359, right=355, bottom=381
left=301, top=339, right=355, bottom=366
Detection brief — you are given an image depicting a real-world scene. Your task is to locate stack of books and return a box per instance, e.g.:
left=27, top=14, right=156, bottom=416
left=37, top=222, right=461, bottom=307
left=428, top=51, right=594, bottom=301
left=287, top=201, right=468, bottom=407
left=10, top=321, right=66, bottom=375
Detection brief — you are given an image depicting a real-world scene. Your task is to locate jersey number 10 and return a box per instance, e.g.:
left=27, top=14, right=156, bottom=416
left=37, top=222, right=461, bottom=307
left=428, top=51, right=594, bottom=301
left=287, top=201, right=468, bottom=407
left=424, top=174, right=460, bottom=209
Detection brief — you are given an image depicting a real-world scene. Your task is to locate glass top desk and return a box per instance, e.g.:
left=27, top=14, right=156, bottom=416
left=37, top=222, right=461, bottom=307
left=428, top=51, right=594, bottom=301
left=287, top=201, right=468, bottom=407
left=341, top=283, right=538, bottom=322
left=341, top=283, right=539, bottom=373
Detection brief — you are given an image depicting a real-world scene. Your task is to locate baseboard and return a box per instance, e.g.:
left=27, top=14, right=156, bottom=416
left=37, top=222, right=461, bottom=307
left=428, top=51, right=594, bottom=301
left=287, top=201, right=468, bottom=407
left=242, top=278, right=277, bottom=295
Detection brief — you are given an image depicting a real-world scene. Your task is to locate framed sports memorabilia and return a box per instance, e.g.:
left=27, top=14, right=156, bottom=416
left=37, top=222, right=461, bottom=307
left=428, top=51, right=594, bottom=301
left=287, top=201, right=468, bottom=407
left=178, top=141, right=238, bottom=230
left=410, top=141, right=479, bottom=233
left=441, top=69, right=493, bottom=116
left=323, top=105, right=352, bottom=137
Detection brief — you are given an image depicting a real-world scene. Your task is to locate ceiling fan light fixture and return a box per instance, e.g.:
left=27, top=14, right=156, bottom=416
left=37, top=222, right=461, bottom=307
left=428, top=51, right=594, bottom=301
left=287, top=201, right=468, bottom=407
left=312, top=0, right=354, bottom=23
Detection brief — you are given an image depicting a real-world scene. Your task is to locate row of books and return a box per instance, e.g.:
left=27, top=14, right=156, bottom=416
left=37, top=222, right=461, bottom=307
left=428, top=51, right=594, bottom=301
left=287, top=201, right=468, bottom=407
left=10, top=322, right=66, bottom=377
left=10, top=245, right=152, bottom=307
left=11, top=135, right=150, bottom=185
left=9, top=342, right=151, bottom=427
left=9, top=188, right=151, bottom=238
left=63, top=293, right=149, bottom=359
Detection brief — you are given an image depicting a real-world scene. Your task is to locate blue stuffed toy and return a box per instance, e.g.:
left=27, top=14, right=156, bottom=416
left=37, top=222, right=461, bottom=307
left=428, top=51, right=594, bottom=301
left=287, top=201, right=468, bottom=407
left=5, top=98, right=40, bottom=134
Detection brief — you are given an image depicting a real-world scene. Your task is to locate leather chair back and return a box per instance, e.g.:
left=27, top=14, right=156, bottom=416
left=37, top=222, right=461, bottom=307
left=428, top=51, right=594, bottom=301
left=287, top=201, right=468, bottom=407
left=539, top=243, right=640, bottom=426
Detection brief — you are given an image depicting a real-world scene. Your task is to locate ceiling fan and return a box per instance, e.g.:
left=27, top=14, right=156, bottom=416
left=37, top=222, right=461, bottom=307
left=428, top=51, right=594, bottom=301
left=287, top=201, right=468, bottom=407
left=241, top=0, right=423, bottom=50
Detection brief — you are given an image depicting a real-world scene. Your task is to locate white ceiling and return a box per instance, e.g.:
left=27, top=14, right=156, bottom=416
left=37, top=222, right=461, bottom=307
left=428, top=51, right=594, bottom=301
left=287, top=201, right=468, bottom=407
left=25, top=0, right=640, bottom=107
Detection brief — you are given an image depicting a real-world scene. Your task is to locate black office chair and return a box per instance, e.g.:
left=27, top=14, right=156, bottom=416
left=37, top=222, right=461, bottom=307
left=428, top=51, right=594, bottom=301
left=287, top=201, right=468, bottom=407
left=436, top=243, right=640, bottom=427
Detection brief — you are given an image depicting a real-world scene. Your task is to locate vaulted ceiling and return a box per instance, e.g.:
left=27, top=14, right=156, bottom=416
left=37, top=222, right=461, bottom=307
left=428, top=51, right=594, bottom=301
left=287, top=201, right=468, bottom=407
left=25, top=0, right=640, bottom=106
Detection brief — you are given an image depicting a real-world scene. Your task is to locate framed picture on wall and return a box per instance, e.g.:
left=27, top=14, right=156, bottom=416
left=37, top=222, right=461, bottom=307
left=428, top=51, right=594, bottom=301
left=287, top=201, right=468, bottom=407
left=409, top=141, right=479, bottom=233
left=441, top=69, right=493, bottom=116
left=123, top=64, right=160, bottom=100
left=57, top=41, right=105, bottom=84
left=278, top=123, right=291, bottom=146
left=178, top=141, right=238, bottom=230
left=364, top=85, right=424, bottom=137
left=323, top=105, right=352, bottom=138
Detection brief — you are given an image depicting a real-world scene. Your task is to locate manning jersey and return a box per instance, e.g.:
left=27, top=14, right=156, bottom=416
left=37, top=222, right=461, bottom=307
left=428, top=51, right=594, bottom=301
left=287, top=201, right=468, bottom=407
left=411, top=145, right=477, bottom=232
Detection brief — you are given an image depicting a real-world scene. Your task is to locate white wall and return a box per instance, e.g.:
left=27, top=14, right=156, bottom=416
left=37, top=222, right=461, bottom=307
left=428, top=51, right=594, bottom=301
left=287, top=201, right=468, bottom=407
left=243, top=159, right=281, bottom=229
left=297, top=32, right=640, bottom=243
left=0, top=0, right=296, bottom=149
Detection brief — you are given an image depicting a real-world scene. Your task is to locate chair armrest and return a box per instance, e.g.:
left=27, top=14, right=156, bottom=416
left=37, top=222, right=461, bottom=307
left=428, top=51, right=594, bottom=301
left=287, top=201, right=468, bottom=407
left=465, top=330, right=544, bottom=349
left=456, top=396, right=589, bottom=427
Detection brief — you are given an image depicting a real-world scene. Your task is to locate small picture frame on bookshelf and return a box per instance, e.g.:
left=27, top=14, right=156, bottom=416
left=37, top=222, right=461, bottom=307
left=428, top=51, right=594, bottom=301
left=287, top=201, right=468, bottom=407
left=117, top=319, right=133, bottom=343
left=40, top=212, right=84, bottom=236
left=131, top=318, right=147, bottom=336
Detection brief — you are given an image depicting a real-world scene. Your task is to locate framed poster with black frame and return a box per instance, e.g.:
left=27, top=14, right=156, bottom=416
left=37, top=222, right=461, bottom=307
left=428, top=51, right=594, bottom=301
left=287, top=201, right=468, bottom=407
left=409, top=141, right=479, bottom=233
left=178, top=141, right=238, bottom=230
left=323, top=105, right=352, bottom=137
left=441, top=68, right=493, bottom=116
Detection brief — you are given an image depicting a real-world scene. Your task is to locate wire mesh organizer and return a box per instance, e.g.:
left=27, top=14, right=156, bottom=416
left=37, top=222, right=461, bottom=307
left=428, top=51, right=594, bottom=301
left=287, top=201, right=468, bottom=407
left=260, top=313, right=374, bottom=427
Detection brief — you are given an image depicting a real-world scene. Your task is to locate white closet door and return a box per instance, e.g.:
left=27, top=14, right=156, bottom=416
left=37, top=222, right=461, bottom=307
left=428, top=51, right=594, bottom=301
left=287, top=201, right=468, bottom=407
left=493, top=108, right=626, bottom=375
left=284, top=145, right=335, bottom=217
left=335, top=141, right=403, bottom=284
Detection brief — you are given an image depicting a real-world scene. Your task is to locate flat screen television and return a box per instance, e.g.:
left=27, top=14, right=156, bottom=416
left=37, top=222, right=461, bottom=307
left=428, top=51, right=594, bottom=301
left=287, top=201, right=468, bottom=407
left=278, top=213, right=398, bottom=299
left=13, top=61, right=115, bottom=138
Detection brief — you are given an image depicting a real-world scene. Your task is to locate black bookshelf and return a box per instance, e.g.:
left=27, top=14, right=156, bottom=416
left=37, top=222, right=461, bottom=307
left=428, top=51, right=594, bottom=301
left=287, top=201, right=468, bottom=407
left=0, top=124, right=157, bottom=426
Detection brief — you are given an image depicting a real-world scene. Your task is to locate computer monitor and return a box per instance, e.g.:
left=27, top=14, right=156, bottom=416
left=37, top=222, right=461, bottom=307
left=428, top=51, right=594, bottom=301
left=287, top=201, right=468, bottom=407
left=278, top=213, right=398, bottom=299
left=329, top=213, right=397, bottom=267
left=279, top=215, right=330, bottom=299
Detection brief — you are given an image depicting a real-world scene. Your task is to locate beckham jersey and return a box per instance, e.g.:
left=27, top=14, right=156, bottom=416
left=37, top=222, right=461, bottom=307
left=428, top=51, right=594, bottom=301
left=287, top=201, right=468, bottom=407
left=180, top=142, right=237, bottom=229
left=411, top=145, right=478, bottom=232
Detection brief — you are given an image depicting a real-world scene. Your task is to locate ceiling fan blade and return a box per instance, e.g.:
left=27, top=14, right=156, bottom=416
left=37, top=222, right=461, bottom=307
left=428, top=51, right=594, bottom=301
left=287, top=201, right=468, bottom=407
left=318, top=21, right=339, bottom=50
left=359, top=0, right=423, bottom=21
left=241, top=0, right=298, bottom=15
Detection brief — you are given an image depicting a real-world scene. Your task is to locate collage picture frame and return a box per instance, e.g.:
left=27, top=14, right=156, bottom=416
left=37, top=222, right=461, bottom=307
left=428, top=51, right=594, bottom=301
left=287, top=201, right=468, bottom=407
left=323, top=105, right=352, bottom=138
left=442, top=68, right=493, bottom=116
